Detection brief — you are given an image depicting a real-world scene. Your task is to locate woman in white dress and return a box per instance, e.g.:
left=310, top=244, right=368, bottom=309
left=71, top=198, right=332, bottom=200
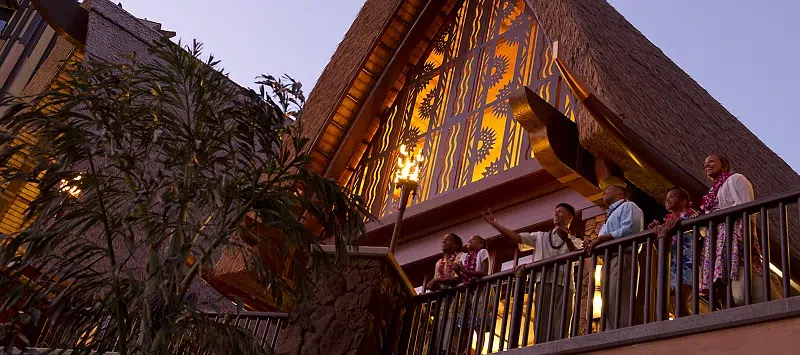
left=700, top=154, right=767, bottom=307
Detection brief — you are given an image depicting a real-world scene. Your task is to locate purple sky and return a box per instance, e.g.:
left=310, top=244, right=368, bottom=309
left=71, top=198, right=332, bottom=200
left=121, top=0, right=799, bottom=171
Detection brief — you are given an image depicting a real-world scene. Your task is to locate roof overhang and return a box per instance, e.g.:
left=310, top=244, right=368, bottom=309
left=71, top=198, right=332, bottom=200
left=30, top=0, right=88, bottom=48
left=510, top=85, right=604, bottom=206
left=551, top=41, right=709, bottom=201
left=0, top=0, right=20, bottom=9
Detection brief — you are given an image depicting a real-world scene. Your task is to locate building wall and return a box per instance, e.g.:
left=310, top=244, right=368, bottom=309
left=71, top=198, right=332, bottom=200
left=0, top=0, right=234, bottom=310
left=275, top=254, right=413, bottom=355
left=0, top=0, right=76, bottom=234
left=348, top=0, right=580, bottom=221
left=80, top=0, right=233, bottom=309
left=0, top=0, right=60, bottom=101
left=586, top=316, right=800, bottom=355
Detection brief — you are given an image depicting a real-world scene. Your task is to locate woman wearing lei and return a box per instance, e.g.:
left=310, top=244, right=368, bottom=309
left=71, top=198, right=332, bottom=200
left=453, top=236, right=490, bottom=353
left=455, top=235, right=489, bottom=284
left=425, top=233, right=464, bottom=350
left=700, top=154, right=766, bottom=307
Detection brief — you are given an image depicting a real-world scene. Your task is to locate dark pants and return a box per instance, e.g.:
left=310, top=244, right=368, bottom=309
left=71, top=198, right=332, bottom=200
left=534, top=282, right=573, bottom=343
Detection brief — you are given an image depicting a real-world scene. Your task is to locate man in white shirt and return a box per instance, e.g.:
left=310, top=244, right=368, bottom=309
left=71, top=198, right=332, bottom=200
left=483, top=203, right=582, bottom=343
left=585, top=177, right=644, bottom=330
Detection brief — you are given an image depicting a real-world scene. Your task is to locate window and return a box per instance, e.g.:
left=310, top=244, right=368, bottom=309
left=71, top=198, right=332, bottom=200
left=350, top=0, right=577, bottom=217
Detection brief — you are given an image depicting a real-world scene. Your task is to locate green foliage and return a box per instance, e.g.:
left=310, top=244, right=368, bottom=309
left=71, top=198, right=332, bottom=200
left=0, top=38, right=371, bottom=354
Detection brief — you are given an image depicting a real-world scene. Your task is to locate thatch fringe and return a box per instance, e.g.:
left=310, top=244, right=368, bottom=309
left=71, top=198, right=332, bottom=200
left=301, top=0, right=404, bottom=146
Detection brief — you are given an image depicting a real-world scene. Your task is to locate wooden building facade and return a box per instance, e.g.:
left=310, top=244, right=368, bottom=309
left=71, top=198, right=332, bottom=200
left=3, top=0, right=799, bottom=319
left=281, top=0, right=800, bottom=291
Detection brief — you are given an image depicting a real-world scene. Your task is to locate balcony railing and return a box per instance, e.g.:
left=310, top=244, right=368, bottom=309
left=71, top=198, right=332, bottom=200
left=397, top=188, right=800, bottom=354
left=33, top=310, right=287, bottom=353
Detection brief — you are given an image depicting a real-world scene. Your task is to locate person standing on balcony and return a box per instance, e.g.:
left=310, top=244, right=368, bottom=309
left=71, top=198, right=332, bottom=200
left=700, top=154, right=766, bottom=307
left=453, top=235, right=489, bottom=353
left=585, top=177, right=643, bottom=330
left=455, top=235, right=489, bottom=283
left=482, top=203, right=581, bottom=343
left=426, top=233, right=465, bottom=291
left=425, top=233, right=464, bottom=351
left=649, top=187, right=699, bottom=317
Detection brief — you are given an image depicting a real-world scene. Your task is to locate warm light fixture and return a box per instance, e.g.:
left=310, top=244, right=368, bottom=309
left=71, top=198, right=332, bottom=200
left=59, top=175, right=82, bottom=198
left=393, top=144, right=423, bottom=186
left=592, top=264, right=603, bottom=319
left=471, top=330, right=506, bottom=354
left=388, top=144, right=423, bottom=252
left=769, top=262, right=800, bottom=291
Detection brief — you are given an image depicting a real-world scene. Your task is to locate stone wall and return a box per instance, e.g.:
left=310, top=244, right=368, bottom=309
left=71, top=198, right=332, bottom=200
left=275, top=254, right=413, bottom=355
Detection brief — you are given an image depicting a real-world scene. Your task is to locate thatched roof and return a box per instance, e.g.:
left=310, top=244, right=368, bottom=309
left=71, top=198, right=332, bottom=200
left=527, top=0, right=799, bottom=201
left=300, top=0, right=404, bottom=173
left=304, top=0, right=799, bottom=202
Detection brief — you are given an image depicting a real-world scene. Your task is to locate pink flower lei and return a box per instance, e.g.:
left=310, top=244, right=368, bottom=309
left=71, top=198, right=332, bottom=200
left=701, top=171, right=733, bottom=213
left=462, top=251, right=479, bottom=282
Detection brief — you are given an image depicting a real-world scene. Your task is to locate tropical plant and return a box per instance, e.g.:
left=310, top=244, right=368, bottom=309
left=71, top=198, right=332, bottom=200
left=0, top=38, right=370, bottom=354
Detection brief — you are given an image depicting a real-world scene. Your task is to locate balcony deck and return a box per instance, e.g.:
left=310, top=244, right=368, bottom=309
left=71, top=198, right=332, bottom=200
left=397, top=188, right=800, bottom=354
left=23, top=189, right=800, bottom=354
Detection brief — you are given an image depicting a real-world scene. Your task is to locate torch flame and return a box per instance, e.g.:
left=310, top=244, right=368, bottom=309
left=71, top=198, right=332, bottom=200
left=60, top=175, right=82, bottom=198
left=394, top=144, right=423, bottom=185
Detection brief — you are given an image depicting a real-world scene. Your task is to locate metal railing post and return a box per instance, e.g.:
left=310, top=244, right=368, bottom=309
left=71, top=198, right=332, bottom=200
left=656, top=235, right=669, bottom=321
left=508, top=272, right=526, bottom=349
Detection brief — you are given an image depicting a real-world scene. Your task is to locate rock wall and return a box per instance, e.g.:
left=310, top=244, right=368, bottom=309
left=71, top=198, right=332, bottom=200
left=275, top=256, right=413, bottom=355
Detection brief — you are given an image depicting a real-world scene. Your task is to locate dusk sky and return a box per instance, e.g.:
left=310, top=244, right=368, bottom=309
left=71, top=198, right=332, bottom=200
left=120, top=0, right=799, bottom=171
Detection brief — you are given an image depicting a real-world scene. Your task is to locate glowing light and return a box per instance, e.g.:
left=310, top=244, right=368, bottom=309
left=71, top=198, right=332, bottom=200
left=393, top=144, right=423, bottom=185
left=471, top=330, right=506, bottom=354
left=59, top=175, right=82, bottom=198
left=594, top=264, right=603, bottom=285
left=593, top=264, right=603, bottom=319
left=769, top=262, right=800, bottom=291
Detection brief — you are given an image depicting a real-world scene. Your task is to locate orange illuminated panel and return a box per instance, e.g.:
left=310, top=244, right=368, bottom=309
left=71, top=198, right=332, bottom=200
left=348, top=0, right=578, bottom=216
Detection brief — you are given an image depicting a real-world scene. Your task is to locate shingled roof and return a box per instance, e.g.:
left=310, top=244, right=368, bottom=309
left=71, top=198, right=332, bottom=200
left=304, top=0, right=799, bottom=202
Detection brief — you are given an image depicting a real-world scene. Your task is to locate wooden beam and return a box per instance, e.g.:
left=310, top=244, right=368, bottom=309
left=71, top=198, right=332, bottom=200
left=510, top=85, right=605, bottom=205
left=29, top=0, right=88, bottom=48
left=361, top=168, right=559, bottom=247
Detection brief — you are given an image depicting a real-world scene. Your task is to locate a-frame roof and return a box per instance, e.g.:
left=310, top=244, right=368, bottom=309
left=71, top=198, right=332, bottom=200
left=303, top=0, right=799, bottom=205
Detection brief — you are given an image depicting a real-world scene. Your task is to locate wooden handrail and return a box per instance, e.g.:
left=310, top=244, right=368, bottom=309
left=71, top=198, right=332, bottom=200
left=414, top=187, right=800, bottom=300
left=202, top=310, right=288, bottom=319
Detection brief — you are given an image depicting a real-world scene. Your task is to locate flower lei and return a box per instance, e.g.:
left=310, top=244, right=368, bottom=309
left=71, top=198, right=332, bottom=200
left=701, top=171, right=733, bottom=213
left=666, top=207, right=700, bottom=221
left=437, top=253, right=458, bottom=278
left=463, top=251, right=478, bottom=282
left=464, top=251, right=477, bottom=272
